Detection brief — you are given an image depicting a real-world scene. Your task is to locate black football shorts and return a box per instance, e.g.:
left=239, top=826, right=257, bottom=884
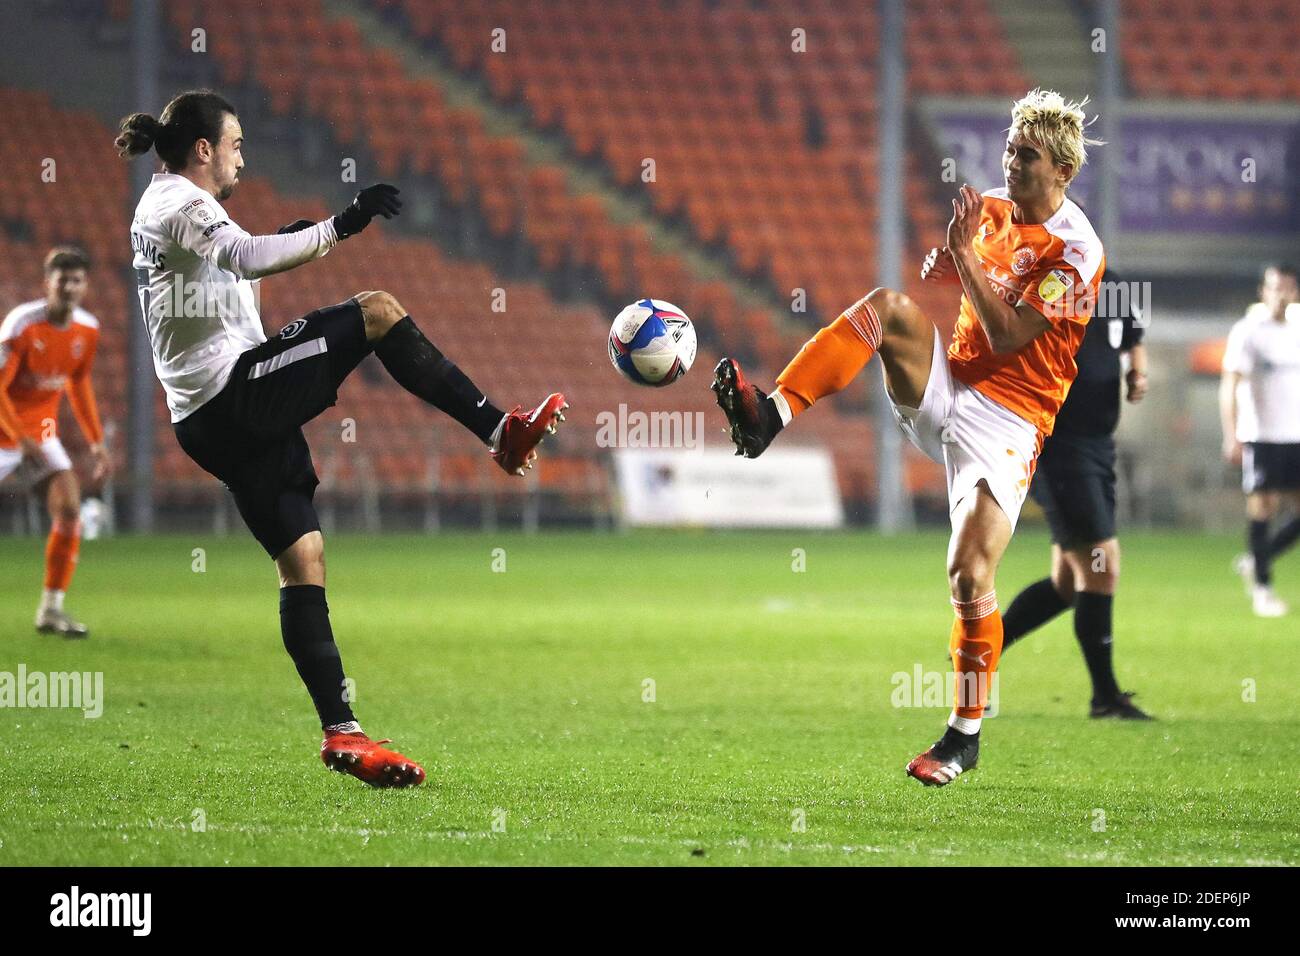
left=174, top=299, right=372, bottom=558
left=1242, top=442, right=1300, bottom=494
left=1029, top=433, right=1117, bottom=549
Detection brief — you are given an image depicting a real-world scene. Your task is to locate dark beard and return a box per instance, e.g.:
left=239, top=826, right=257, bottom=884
left=216, top=182, right=235, bottom=201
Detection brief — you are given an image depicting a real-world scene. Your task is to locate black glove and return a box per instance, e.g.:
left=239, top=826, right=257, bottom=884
left=333, top=184, right=402, bottom=240
left=276, top=219, right=315, bottom=234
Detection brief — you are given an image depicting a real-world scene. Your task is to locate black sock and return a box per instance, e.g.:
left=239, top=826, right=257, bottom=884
left=1269, top=517, right=1300, bottom=560
left=940, top=724, right=978, bottom=748
left=762, top=395, right=785, bottom=439
left=1074, top=591, right=1121, bottom=704
left=373, top=316, right=505, bottom=444
left=280, top=585, right=355, bottom=728
left=1250, top=519, right=1273, bottom=586
left=1001, top=577, right=1070, bottom=650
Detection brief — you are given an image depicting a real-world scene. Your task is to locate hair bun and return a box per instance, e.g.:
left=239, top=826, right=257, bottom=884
left=114, top=112, right=162, bottom=157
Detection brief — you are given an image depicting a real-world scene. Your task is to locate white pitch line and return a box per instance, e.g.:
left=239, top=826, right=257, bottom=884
left=10, top=820, right=1292, bottom=865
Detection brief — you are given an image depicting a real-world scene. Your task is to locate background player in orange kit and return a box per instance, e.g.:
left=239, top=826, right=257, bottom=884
left=0, top=246, right=112, bottom=637
left=713, top=89, right=1105, bottom=786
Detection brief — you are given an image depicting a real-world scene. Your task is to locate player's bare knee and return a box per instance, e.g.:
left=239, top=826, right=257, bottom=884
left=868, top=286, right=899, bottom=330
left=46, top=473, right=80, bottom=526
left=1048, top=547, right=1073, bottom=599
left=868, top=286, right=920, bottom=338
left=1098, top=566, right=1120, bottom=592
left=1089, top=539, right=1119, bottom=575
left=1085, top=561, right=1120, bottom=594
left=275, top=532, right=326, bottom=586
left=948, top=556, right=995, bottom=603
left=1051, top=565, right=1076, bottom=602
left=1246, top=493, right=1277, bottom=521
left=1070, top=541, right=1118, bottom=594
left=51, top=504, right=79, bottom=528
left=354, top=290, right=406, bottom=339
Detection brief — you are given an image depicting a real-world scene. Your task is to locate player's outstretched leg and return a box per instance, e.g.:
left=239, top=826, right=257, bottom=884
left=276, top=530, right=426, bottom=788
left=354, top=291, right=567, bottom=476
left=713, top=288, right=930, bottom=457
left=34, top=470, right=88, bottom=638
left=907, top=484, right=1009, bottom=787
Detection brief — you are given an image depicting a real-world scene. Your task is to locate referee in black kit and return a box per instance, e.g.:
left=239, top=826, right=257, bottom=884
left=997, top=270, right=1152, bottom=720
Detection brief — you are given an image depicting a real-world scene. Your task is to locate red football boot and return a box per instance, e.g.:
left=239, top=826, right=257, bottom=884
left=711, top=357, right=783, bottom=459
left=905, top=730, right=980, bottom=787
left=490, top=393, right=568, bottom=476
left=320, top=730, right=426, bottom=788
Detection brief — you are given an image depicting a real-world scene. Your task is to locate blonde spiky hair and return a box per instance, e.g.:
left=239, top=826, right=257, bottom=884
left=1008, top=88, right=1103, bottom=184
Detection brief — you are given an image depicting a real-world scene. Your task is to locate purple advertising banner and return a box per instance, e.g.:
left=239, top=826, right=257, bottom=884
left=929, top=112, right=1298, bottom=235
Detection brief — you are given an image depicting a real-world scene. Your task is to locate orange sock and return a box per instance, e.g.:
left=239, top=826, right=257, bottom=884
left=774, top=295, right=882, bottom=417
left=949, top=591, right=1003, bottom=724
left=44, top=520, right=81, bottom=593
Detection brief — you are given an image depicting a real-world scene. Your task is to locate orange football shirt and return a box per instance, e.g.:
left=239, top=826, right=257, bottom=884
left=947, top=188, right=1105, bottom=437
left=0, top=302, right=103, bottom=448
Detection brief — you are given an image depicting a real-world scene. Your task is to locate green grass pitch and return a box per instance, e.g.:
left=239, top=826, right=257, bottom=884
left=0, top=529, right=1295, bottom=866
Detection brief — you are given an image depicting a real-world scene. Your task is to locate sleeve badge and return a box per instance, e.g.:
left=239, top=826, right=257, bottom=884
left=1037, top=268, right=1074, bottom=304
left=180, top=197, right=216, bottom=226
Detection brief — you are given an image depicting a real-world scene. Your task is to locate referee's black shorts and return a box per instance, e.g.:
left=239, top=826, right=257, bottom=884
left=174, top=299, right=372, bottom=559
left=1029, top=432, right=1117, bottom=549
left=1242, top=442, right=1300, bottom=494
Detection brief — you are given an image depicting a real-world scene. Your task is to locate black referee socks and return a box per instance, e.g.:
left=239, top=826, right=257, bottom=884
left=1074, top=591, right=1121, bottom=704
left=280, top=585, right=356, bottom=729
left=373, top=316, right=505, bottom=444
left=1001, top=577, right=1069, bottom=649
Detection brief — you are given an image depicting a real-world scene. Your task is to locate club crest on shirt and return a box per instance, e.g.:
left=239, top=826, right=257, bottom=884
left=1108, top=319, right=1123, bottom=349
left=279, top=318, right=307, bottom=340
left=180, top=198, right=216, bottom=226
left=1011, top=245, right=1038, bottom=276
left=70, top=337, right=85, bottom=359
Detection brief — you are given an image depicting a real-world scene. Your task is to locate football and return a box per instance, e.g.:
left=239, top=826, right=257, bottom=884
left=607, top=298, right=697, bottom=387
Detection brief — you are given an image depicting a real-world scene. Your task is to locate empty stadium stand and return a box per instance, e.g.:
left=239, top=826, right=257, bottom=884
left=12, top=0, right=1022, bottom=525
left=1121, top=0, right=1300, bottom=101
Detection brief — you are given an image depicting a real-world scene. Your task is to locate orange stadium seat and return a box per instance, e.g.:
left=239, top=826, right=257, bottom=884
left=1123, top=0, right=1300, bottom=101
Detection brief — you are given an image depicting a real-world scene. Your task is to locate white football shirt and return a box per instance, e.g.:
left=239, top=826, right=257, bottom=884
left=1222, top=306, right=1300, bottom=443
left=130, top=173, right=338, bottom=421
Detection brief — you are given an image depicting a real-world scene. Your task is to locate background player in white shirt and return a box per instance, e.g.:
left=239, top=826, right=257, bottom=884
left=1220, top=263, right=1300, bottom=617
left=118, top=90, right=567, bottom=787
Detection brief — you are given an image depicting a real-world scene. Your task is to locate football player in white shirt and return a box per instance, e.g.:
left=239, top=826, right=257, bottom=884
left=118, top=90, right=567, bottom=787
left=1220, top=263, right=1300, bottom=617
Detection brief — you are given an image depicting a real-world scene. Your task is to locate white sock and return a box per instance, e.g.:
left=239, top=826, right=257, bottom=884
left=40, top=588, right=65, bottom=614
left=770, top=388, right=794, bottom=427
left=947, top=711, right=981, bottom=735
left=487, top=413, right=508, bottom=452
left=325, top=720, right=363, bottom=736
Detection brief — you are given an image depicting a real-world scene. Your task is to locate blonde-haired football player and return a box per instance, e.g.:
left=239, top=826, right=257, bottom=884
left=713, top=89, right=1106, bottom=786
left=0, top=247, right=112, bottom=636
